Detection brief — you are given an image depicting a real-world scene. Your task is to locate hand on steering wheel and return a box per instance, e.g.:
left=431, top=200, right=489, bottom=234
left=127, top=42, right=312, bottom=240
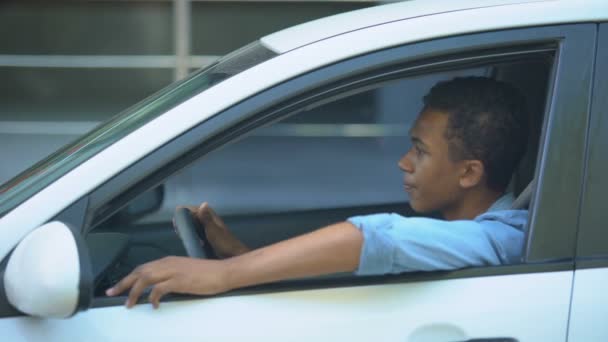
left=173, top=207, right=217, bottom=259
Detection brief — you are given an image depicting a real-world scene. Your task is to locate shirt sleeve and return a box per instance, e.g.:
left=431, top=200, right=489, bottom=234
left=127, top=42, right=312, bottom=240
left=347, top=214, right=503, bottom=275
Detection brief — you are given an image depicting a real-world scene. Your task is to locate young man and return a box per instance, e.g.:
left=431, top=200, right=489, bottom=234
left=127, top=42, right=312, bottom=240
left=106, top=76, right=530, bottom=309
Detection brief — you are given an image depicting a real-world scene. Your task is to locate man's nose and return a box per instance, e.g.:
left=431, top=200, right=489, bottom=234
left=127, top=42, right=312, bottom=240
left=398, top=148, right=414, bottom=173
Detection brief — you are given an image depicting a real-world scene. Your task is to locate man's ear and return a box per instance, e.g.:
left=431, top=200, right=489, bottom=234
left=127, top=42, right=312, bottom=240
left=459, top=160, right=484, bottom=189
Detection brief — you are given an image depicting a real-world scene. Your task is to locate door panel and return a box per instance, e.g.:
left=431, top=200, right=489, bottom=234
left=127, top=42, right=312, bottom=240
left=568, top=23, right=608, bottom=342
left=568, top=269, right=608, bottom=341
left=0, top=271, right=572, bottom=341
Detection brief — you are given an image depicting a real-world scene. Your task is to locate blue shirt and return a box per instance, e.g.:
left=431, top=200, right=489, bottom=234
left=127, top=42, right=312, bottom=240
left=347, top=194, right=528, bottom=275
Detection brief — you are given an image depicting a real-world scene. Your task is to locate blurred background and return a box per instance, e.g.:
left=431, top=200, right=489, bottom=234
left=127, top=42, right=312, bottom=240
left=0, top=0, right=382, bottom=185
left=2, top=0, right=487, bottom=221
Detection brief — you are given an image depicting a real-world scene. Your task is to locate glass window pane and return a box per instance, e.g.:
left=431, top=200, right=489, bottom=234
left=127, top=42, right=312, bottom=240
left=0, top=41, right=276, bottom=216
left=0, top=67, right=172, bottom=188
left=0, top=67, right=174, bottom=121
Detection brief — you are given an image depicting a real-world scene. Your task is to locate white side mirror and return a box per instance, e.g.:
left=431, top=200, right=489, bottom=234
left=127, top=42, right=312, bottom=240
left=3, top=221, right=92, bottom=318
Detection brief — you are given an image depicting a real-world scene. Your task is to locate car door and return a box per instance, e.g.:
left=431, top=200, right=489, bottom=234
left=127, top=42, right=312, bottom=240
left=567, top=23, right=608, bottom=342
left=0, top=24, right=596, bottom=341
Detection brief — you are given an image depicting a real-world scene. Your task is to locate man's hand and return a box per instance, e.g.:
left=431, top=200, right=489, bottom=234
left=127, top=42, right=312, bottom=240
left=106, top=221, right=363, bottom=309
left=105, top=256, right=230, bottom=309
left=178, top=202, right=250, bottom=258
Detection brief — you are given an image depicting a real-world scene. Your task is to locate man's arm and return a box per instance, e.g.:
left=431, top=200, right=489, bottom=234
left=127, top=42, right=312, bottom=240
left=225, top=221, right=363, bottom=289
left=106, top=221, right=363, bottom=309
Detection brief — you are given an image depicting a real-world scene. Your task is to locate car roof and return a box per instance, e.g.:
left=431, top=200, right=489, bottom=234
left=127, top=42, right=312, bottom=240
left=261, top=0, right=608, bottom=53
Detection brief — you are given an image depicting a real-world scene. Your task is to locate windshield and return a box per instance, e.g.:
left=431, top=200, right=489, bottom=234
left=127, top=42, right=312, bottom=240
left=0, top=41, right=277, bottom=216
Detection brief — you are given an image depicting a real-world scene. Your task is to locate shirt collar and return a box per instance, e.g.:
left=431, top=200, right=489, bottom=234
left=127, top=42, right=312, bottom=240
left=487, top=192, right=515, bottom=212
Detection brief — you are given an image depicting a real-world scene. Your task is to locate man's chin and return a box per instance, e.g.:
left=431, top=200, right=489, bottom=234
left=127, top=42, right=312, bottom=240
left=409, top=199, right=433, bottom=214
left=408, top=199, right=423, bottom=213
left=409, top=200, right=444, bottom=219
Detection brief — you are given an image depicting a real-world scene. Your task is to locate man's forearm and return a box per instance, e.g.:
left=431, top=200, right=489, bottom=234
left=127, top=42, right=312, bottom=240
left=222, top=221, right=363, bottom=291
left=106, top=221, right=363, bottom=306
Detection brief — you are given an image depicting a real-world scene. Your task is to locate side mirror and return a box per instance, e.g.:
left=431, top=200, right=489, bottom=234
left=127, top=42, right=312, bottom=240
left=113, top=185, right=164, bottom=223
left=3, top=221, right=93, bottom=318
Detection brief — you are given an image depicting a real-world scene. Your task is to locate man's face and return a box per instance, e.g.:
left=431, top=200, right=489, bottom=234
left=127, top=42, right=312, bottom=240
left=398, top=108, right=465, bottom=214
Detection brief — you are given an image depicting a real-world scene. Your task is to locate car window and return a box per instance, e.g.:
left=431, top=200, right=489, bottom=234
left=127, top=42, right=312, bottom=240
left=90, top=52, right=554, bottom=296
left=0, top=41, right=276, bottom=217
left=159, top=69, right=489, bottom=218
left=169, top=60, right=554, bottom=220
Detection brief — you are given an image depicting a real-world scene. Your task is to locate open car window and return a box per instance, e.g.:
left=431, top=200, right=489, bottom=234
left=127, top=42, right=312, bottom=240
left=88, top=46, right=555, bottom=299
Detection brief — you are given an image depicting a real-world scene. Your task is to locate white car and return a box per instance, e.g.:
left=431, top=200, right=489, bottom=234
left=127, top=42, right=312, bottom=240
left=1, top=0, right=607, bottom=340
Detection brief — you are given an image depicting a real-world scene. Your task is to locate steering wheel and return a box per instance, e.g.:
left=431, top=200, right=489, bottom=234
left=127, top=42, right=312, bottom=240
left=173, top=207, right=217, bottom=259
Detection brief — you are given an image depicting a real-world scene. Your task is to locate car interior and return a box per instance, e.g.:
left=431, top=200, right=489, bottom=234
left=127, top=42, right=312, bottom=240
left=86, top=53, right=554, bottom=299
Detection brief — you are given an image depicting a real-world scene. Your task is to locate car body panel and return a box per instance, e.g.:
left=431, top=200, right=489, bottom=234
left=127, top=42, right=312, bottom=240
left=262, top=0, right=608, bottom=53
left=568, top=269, right=608, bottom=341
left=568, top=22, right=608, bottom=342
left=0, top=271, right=573, bottom=341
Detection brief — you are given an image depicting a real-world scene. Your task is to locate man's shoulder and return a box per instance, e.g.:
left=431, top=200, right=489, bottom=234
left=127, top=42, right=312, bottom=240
left=475, top=209, right=529, bottom=232
left=348, top=212, right=403, bottom=229
left=349, top=206, right=528, bottom=234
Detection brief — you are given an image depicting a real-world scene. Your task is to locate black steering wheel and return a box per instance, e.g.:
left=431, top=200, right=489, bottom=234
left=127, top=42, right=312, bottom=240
left=173, top=207, right=217, bottom=259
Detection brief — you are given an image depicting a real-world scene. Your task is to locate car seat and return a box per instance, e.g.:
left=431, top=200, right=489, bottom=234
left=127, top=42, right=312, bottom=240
left=493, top=55, right=552, bottom=210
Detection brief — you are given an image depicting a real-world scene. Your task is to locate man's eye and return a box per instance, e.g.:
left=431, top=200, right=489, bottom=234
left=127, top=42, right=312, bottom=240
left=415, top=146, right=424, bottom=156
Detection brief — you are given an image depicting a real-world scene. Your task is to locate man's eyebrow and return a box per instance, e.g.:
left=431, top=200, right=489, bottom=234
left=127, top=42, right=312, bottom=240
left=410, top=135, right=427, bottom=147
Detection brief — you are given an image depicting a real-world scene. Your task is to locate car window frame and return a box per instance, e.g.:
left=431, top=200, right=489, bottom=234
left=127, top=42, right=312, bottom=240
left=575, top=23, right=608, bottom=268
left=521, top=24, right=596, bottom=263
left=53, top=24, right=596, bottom=309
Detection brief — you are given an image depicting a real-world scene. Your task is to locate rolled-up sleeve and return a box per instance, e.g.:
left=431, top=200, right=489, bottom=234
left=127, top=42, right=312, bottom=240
left=348, top=214, right=504, bottom=275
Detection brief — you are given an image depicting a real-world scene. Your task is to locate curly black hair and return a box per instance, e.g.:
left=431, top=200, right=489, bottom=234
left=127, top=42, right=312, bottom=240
left=423, top=76, right=529, bottom=192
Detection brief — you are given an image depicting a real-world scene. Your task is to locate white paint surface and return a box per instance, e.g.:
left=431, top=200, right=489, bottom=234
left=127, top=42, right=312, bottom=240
left=4, top=222, right=80, bottom=318
left=262, top=0, right=555, bottom=53
left=0, top=271, right=573, bottom=341
left=567, top=268, right=608, bottom=342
